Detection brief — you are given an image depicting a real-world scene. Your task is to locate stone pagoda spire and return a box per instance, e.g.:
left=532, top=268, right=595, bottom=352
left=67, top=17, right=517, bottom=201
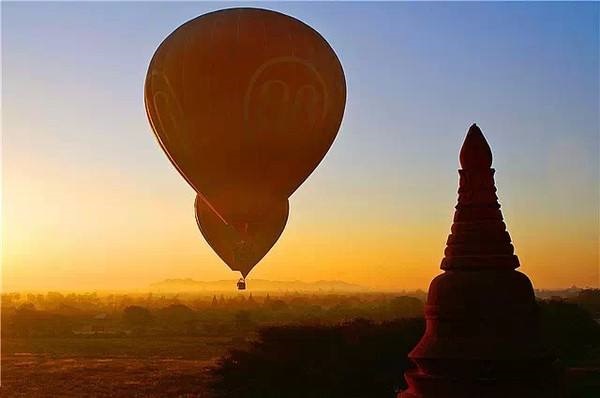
left=400, top=124, right=563, bottom=398
left=444, top=123, right=519, bottom=271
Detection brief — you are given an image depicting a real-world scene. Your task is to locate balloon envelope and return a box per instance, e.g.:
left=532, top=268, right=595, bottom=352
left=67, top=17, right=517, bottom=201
left=195, top=195, right=289, bottom=277
left=145, top=8, right=346, bottom=222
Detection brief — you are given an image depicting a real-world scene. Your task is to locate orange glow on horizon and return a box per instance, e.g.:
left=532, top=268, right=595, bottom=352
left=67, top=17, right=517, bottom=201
left=3, top=152, right=597, bottom=292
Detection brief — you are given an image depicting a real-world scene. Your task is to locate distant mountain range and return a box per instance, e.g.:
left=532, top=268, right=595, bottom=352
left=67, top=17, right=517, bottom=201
left=149, top=278, right=369, bottom=292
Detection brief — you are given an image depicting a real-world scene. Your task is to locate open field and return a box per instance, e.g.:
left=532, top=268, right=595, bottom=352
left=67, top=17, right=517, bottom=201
left=2, top=336, right=234, bottom=360
left=0, top=336, right=237, bottom=397
left=1, top=353, right=215, bottom=397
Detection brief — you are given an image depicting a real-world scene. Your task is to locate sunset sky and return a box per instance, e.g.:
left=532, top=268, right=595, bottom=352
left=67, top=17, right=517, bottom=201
left=3, top=2, right=598, bottom=291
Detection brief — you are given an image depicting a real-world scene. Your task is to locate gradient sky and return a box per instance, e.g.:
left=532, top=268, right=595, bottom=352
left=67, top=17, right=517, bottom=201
left=2, top=2, right=598, bottom=291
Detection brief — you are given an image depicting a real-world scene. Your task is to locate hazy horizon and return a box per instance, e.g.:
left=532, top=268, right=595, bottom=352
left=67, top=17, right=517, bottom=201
left=1, top=276, right=594, bottom=294
left=3, top=2, right=599, bottom=291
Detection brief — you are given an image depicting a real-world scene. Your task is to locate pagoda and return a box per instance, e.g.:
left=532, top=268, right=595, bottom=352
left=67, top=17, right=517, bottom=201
left=400, top=124, right=563, bottom=398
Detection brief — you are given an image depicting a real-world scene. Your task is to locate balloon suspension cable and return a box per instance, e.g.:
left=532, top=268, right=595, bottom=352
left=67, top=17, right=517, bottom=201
left=197, top=192, right=229, bottom=226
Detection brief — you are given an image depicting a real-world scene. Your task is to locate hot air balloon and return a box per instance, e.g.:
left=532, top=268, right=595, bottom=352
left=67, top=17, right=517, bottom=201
left=145, top=8, right=346, bottom=287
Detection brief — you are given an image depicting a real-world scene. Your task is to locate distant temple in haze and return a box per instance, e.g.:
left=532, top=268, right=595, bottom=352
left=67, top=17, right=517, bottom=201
left=400, top=124, right=564, bottom=397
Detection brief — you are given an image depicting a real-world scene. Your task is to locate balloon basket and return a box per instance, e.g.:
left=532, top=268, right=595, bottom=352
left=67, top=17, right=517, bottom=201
left=237, top=278, right=246, bottom=290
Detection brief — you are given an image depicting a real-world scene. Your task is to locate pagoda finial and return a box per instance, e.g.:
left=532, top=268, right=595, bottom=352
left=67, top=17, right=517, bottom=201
left=459, top=123, right=493, bottom=170
left=443, top=123, right=519, bottom=270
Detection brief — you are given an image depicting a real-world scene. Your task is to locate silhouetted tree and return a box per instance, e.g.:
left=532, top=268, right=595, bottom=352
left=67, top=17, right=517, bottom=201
left=157, top=304, right=196, bottom=334
left=122, top=305, right=153, bottom=334
left=539, top=299, right=600, bottom=363
left=268, top=299, right=288, bottom=312
left=210, top=318, right=424, bottom=398
left=234, top=310, right=254, bottom=331
left=389, top=296, right=423, bottom=318
left=572, top=289, right=600, bottom=317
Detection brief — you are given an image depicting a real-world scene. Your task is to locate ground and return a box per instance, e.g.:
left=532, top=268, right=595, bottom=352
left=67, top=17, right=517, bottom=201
left=1, top=337, right=231, bottom=397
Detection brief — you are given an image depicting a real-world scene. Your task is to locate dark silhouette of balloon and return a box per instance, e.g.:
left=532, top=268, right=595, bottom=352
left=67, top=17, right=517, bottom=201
left=145, top=8, right=346, bottom=281
left=145, top=8, right=346, bottom=222
left=195, top=195, right=289, bottom=278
